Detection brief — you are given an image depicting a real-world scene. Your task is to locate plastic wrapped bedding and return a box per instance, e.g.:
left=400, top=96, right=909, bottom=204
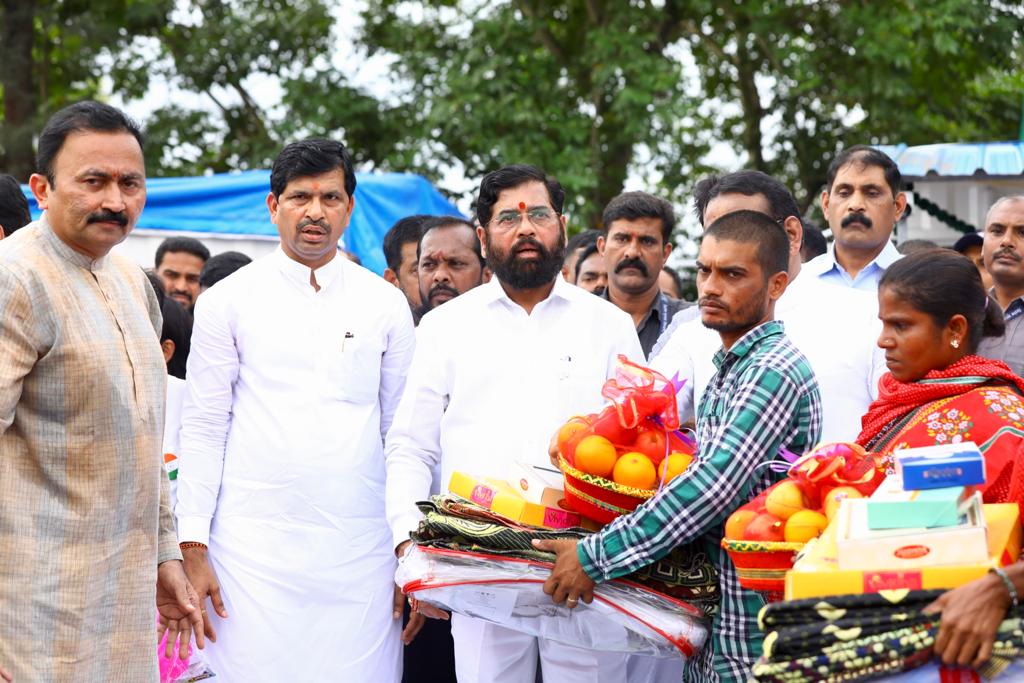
left=397, top=545, right=709, bottom=659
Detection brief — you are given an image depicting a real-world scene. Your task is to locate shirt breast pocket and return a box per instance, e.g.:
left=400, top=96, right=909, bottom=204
left=328, top=332, right=383, bottom=405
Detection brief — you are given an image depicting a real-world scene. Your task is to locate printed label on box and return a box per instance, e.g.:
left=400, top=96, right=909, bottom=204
left=894, top=545, right=931, bottom=560
left=543, top=507, right=576, bottom=528
left=863, top=571, right=923, bottom=592
left=470, top=484, right=496, bottom=507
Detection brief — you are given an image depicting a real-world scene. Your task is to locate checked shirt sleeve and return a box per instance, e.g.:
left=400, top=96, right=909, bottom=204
left=578, top=365, right=804, bottom=582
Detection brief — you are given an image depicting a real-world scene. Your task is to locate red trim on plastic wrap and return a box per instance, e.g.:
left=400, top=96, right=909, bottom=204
left=401, top=546, right=704, bottom=657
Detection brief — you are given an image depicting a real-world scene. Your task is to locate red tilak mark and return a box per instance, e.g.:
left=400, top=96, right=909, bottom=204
left=518, top=202, right=526, bottom=211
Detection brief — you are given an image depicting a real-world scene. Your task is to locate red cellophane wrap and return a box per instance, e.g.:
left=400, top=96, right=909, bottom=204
left=722, top=442, right=888, bottom=597
left=560, top=356, right=695, bottom=524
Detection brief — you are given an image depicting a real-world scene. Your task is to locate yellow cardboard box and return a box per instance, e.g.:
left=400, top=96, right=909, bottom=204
left=785, top=503, right=1021, bottom=600
left=448, top=471, right=582, bottom=529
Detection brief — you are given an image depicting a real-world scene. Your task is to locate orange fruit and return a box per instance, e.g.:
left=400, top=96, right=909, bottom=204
left=724, top=509, right=757, bottom=540
left=556, top=417, right=592, bottom=461
left=574, top=435, right=618, bottom=478
left=743, top=512, right=786, bottom=542
left=823, top=486, right=863, bottom=522
left=783, top=510, right=829, bottom=543
left=658, top=452, right=692, bottom=485
left=764, top=481, right=808, bottom=520
left=612, top=452, right=658, bottom=490
left=633, top=428, right=669, bottom=465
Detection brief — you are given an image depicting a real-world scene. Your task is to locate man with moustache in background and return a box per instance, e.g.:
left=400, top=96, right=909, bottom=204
left=805, top=145, right=907, bottom=291
left=416, top=216, right=485, bottom=316
left=597, top=191, right=692, bottom=358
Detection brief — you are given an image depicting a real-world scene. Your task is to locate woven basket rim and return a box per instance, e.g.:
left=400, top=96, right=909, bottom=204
left=721, top=538, right=805, bottom=552
left=558, top=454, right=656, bottom=499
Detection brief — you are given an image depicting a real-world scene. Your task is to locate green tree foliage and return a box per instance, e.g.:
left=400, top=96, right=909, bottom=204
left=687, top=0, right=1024, bottom=211
left=122, top=0, right=409, bottom=176
left=360, top=0, right=715, bottom=229
left=0, top=0, right=172, bottom=179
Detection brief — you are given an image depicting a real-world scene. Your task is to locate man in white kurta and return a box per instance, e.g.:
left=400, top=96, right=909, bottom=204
left=176, top=139, right=416, bottom=681
left=386, top=164, right=643, bottom=682
left=649, top=171, right=886, bottom=442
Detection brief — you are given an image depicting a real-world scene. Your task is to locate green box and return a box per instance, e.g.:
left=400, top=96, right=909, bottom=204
left=867, top=485, right=967, bottom=530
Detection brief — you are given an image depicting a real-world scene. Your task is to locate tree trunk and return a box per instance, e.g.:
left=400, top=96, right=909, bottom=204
left=1, top=0, right=37, bottom=180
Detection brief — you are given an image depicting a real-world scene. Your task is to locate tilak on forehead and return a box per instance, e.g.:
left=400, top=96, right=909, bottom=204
left=519, top=201, right=526, bottom=211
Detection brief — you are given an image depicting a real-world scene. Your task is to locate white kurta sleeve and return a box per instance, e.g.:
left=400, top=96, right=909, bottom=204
left=177, top=291, right=240, bottom=545
left=607, top=311, right=645, bottom=375
left=377, top=299, right=416, bottom=442
left=648, top=320, right=697, bottom=424
left=384, top=317, right=448, bottom=549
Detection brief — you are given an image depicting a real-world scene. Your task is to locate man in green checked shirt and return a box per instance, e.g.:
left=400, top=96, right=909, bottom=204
left=536, top=209, right=822, bottom=682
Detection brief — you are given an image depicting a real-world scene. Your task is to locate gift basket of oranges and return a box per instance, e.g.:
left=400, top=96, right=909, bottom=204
left=721, top=442, right=888, bottom=597
left=556, top=356, right=696, bottom=525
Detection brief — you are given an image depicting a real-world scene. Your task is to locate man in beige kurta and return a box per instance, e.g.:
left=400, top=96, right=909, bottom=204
left=0, top=101, right=201, bottom=682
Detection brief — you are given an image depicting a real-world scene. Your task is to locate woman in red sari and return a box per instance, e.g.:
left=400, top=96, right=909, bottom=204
left=855, top=249, right=1024, bottom=507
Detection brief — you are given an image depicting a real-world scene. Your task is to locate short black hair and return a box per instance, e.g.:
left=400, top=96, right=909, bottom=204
left=703, top=209, right=790, bottom=279
left=826, top=145, right=902, bottom=197
left=418, top=216, right=484, bottom=267
left=661, top=266, right=685, bottom=299
left=575, top=242, right=602, bottom=282
left=161, top=298, right=193, bottom=380
left=475, top=164, right=564, bottom=227
left=897, top=238, right=939, bottom=255
left=155, top=236, right=211, bottom=269
left=693, top=170, right=801, bottom=229
left=199, top=251, right=252, bottom=289
left=270, top=138, right=356, bottom=199
left=800, top=221, right=828, bottom=261
left=881, top=248, right=1004, bottom=352
left=952, top=232, right=984, bottom=254
left=383, top=214, right=432, bottom=272
left=602, top=191, right=674, bottom=243
left=566, top=228, right=600, bottom=256
left=0, top=174, right=31, bottom=236
left=37, top=101, right=144, bottom=185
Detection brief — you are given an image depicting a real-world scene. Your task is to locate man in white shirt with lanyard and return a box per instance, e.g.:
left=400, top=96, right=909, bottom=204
left=803, top=145, right=907, bottom=291
left=176, top=138, right=417, bottom=681
left=385, top=164, right=642, bottom=682
left=651, top=170, right=886, bottom=442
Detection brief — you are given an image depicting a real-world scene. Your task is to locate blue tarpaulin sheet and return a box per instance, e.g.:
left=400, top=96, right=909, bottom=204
left=21, top=170, right=463, bottom=275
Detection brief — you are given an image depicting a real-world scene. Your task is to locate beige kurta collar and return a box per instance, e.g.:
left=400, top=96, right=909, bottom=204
left=37, top=212, right=110, bottom=272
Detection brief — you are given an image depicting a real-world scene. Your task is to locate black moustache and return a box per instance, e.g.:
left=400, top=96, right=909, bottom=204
left=841, top=213, right=873, bottom=229
left=698, top=297, right=727, bottom=310
left=298, top=219, right=330, bottom=231
left=995, top=249, right=1020, bottom=261
left=429, top=284, right=459, bottom=299
left=513, top=238, right=545, bottom=253
left=87, top=211, right=127, bottom=226
left=615, top=258, right=648, bottom=276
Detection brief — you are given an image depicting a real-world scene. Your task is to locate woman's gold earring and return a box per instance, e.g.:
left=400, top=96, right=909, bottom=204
left=951, top=339, right=960, bottom=349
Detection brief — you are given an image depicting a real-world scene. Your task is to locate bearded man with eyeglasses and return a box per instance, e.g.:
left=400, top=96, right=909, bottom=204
left=385, top=164, right=643, bottom=682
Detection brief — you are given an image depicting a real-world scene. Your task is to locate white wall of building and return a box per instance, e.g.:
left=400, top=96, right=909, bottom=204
left=900, top=178, right=1024, bottom=245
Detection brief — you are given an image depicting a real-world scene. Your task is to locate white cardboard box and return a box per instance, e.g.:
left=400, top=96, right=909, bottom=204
left=508, top=461, right=565, bottom=504
left=836, top=493, right=988, bottom=571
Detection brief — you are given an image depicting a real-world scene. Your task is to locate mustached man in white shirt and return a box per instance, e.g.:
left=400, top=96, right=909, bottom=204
left=385, top=164, right=643, bottom=682
left=176, top=139, right=418, bottom=682
left=651, top=170, right=886, bottom=442
left=803, top=145, right=907, bottom=291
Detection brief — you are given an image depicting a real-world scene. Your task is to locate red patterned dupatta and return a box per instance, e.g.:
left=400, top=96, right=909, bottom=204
left=856, top=355, right=1024, bottom=505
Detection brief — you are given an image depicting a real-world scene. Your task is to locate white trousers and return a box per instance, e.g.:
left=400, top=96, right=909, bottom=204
left=451, top=613, right=633, bottom=682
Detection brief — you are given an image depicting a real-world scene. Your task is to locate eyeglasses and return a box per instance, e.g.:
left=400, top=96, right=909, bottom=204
left=489, top=205, right=560, bottom=231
